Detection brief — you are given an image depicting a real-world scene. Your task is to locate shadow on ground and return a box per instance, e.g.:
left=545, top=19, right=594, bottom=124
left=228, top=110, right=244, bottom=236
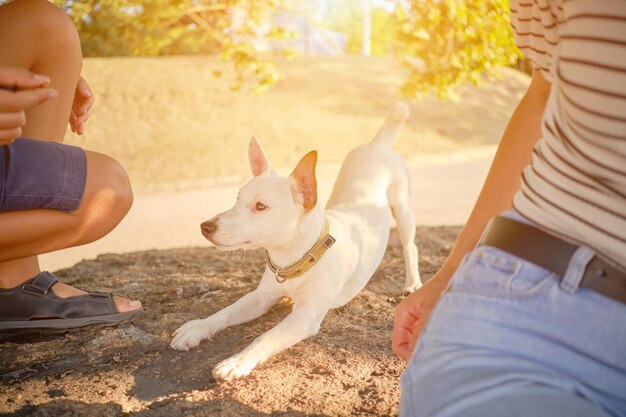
left=0, top=226, right=459, bottom=417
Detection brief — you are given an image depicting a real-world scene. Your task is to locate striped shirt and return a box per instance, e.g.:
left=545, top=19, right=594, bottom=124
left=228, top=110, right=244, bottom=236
left=510, top=0, right=626, bottom=269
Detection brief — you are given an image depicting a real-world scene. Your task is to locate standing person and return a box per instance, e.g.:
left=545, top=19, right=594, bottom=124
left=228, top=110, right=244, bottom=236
left=0, top=0, right=142, bottom=335
left=393, top=1, right=626, bottom=416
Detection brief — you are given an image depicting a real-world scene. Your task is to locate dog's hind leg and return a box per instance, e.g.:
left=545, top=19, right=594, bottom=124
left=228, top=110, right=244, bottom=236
left=170, top=285, right=281, bottom=352
left=388, top=171, right=422, bottom=294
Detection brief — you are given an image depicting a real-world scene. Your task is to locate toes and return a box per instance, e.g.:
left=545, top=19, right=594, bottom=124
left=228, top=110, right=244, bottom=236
left=212, top=355, right=257, bottom=381
left=402, top=283, right=422, bottom=296
left=170, top=332, right=195, bottom=351
left=170, top=337, right=191, bottom=351
left=51, top=282, right=142, bottom=313
left=114, top=296, right=142, bottom=313
left=170, top=320, right=211, bottom=351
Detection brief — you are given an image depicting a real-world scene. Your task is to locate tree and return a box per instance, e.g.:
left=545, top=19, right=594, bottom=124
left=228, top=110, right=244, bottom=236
left=322, top=0, right=399, bottom=56
left=51, top=0, right=200, bottom=56
left=33, top=0, right=520, bottom=98
left=50, top=0, right=292, bottom=92
left=392, top=0, right=521, bottom=99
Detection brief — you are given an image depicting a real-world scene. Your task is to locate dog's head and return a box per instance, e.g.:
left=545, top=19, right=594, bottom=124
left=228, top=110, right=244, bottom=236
left=201, top=136, right=318, bottom=250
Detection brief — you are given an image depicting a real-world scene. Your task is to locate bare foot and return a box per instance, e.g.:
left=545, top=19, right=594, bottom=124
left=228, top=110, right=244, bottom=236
left=51, top=282, right=142, bottom=313
left=0, top=262, right=141, bottom=314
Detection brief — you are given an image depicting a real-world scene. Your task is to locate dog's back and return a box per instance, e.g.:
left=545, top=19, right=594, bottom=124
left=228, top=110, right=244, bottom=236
left=324, top=102, right=421, bottom=304
left=326, top=102, right=411, bottom=210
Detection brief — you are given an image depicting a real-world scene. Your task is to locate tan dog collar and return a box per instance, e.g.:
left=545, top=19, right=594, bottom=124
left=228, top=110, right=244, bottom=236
left=267, top=220, right=336, bottom=283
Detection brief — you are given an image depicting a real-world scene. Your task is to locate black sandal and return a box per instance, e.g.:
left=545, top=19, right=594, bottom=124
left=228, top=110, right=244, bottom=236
left=0, top=272, right=142, bottom=335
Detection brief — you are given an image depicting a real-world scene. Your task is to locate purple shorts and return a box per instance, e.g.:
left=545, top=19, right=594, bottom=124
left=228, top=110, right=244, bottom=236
left=0, top=138, right=87, bottom=212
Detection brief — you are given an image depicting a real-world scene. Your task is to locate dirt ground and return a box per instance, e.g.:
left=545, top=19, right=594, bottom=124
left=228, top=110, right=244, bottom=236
left=0, top=226, right=459, bottom=417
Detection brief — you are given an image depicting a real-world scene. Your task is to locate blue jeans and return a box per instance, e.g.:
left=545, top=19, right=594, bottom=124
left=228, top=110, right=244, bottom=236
left=400, top=212, right=626, bottom=417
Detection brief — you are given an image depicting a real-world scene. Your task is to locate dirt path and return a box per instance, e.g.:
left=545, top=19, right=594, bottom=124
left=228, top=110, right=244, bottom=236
left=0, top=226, right=459, bottom=417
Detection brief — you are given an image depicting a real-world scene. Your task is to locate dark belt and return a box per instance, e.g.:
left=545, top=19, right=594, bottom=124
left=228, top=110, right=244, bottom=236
left=480, top=216, right=626, bottom=304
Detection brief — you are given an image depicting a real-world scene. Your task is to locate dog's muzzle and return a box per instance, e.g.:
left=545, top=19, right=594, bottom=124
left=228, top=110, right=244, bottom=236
left=201, top=220, right=218, bottom=238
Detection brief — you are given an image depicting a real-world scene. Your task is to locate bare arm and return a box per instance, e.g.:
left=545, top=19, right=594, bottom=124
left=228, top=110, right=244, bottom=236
left=392, top=71, right=551, bottom=360
left=439, top=71, right=550, bottom=279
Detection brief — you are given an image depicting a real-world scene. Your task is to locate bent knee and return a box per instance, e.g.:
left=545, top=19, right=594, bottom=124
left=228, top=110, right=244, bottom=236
left=11, top=0, right=77, bottom=32
left=3, top=0, right=81, bottom=61
left=77, top=152, right=133, bottom=238
left=88, top=152, right=133, bottom=211
left=106, top=161, right=134, bottom=215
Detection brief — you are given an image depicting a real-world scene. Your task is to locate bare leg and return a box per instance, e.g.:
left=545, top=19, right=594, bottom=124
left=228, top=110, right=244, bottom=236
left=0, top=0, right=139, bottom=312
left=0, top=0, right=80, bottom=141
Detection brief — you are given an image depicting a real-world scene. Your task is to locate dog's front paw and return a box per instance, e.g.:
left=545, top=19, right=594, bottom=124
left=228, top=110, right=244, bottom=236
left=170, top=318, right=216, bottom=351
left=402, top=276, right=423, bottom=296
left=402, top=282, right=421, bottom=296
left=212, top=353, right=259, bottom=381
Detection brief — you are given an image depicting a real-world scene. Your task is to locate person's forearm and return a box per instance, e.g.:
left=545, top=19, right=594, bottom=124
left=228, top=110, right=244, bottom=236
left=436, top=72, right=551, bottom=281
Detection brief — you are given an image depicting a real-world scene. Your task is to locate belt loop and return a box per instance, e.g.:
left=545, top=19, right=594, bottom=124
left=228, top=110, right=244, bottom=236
left=560, top=246, right=594, bottom=293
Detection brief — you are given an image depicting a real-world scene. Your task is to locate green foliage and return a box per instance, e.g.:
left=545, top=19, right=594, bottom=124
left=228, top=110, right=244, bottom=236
left=49, top=0, right=291, bottom=92
left=3, top=0, right=521, bottom=97
left=50, top=0, right=200, bottom=56
left=371, top=8, right=401, bottom=56
left=393, top=0, right=521, bottom=99
left=212, top=0, right=294, bottom=92
left=322, top=0, right=398, bottom=56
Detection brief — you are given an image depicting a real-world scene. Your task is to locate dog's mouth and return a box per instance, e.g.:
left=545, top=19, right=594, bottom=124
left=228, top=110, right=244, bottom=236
left=208, top=239, right=252, bottom=251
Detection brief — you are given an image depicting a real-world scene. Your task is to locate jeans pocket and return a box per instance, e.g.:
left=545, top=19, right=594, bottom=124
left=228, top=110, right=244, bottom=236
left=450, top=246, right=556, bottom=298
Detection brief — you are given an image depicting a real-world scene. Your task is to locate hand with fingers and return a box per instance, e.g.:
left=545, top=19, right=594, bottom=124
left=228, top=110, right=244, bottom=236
left=392, top=270, right=450, bottom=360
left=70, top=76, right=93, bottom=135
left=0, top=66, right=58, bottom=145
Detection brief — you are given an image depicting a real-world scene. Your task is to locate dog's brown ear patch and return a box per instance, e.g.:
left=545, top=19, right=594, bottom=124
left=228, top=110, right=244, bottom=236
left=290, top=150, right=318, bottom=211
left=249, top=136, right=272, bottom=176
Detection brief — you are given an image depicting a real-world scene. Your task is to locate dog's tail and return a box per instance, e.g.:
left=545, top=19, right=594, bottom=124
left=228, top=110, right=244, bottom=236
left=372, top=101, right=409, bottom=145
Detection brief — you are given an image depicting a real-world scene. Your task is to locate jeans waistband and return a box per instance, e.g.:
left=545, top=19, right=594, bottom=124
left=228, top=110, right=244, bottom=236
left=480, top=215, right=626, bottom=304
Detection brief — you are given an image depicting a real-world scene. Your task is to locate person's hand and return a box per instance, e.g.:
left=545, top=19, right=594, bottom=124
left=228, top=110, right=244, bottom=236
left=392, top=269, right=451, bottom=360
left=69, top=76, right=93, bottom=135
left=0, top=66, right=58, bottom=145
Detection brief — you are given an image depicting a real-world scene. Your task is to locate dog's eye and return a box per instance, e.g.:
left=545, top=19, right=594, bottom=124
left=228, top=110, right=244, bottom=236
left=255, top=202, right=267, bottom=211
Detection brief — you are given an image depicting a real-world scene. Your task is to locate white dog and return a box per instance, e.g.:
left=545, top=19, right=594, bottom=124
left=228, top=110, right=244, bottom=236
left=171, top=102, right=421, bottom=380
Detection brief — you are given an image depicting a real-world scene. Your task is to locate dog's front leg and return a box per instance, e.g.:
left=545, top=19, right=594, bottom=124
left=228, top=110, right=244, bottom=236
left=170, top=286, right=281, bottom=352
left=212, top=300, right=328, bottom=381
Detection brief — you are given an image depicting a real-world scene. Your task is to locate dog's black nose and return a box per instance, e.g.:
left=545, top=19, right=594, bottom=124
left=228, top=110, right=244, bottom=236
left=201, top=220, right=218, bottom=238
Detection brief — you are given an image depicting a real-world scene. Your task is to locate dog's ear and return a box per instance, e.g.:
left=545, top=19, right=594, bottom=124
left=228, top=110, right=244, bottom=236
left=249, top=136, right=272, bottom=176
left=290, top=150, right=318, bottom=211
